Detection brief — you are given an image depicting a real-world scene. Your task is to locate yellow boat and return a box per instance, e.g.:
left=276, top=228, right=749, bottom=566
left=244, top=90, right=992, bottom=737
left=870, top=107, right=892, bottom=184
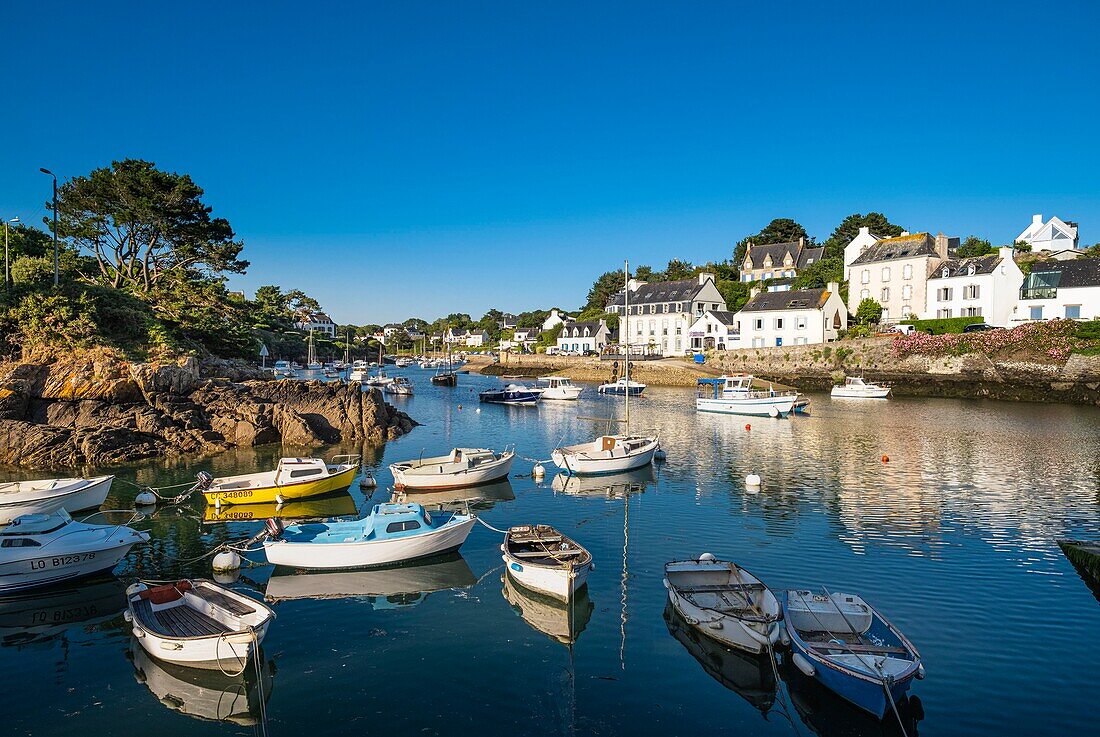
left=203, top=491, right=359, bottom=523
left=201, top=455, right=361, bottom=507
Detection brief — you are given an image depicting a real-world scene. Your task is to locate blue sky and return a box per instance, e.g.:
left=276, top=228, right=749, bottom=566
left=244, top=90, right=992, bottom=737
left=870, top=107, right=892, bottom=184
left=2, top=1, right=1097, bottom=324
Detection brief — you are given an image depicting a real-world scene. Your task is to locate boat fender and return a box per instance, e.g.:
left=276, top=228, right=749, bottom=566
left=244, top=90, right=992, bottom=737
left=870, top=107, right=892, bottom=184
left=532, top=462, right=545, bottom=479
left=134, top=490, right=157, bottom=507
left=916, top=663, right=926, bottom=680
left=662, top=578, right=670, bottom=589
left=500, top=544, right=505, bottom=552
left=589, top=563, right=595, bottom=571
left=779, top=628, right=791, bottom=647
left=360, top=472, right=377, bottom=489
left=792, top=653, right=816, bottom=677
left=706, top=620, right=723, bottom=630
left=744, top=623, right=773, bottom=645
left=654, top=448, right=667, bottom=462
left=769, top=406, right=779, bottom=418
left=212, top=550, right=241, bottom=573
left=123, top=610, right=132, bottom=623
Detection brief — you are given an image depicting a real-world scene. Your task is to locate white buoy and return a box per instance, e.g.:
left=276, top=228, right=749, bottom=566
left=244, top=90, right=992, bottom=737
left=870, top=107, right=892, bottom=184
left=475, top=408, right=481, bottom=414
left=698, top=552, right=716, bottom=562
left=134, top=490, right=157, bottom=507
left=212, top=550, right=241, bottom=573
left=654, top=447, right=667, bottom=462
left=746, top=473, right=762, bottom=488
left=532, top=462, right=545, bottom=480
left=360, top=472, right=377, bottom=489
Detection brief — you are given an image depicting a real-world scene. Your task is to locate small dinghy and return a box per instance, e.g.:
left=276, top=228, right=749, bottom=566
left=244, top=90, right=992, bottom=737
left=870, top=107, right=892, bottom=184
left=263, top=502, right=476, bottom=570
left=502, top=525, right=593, bottom=603
left=783, top=589, right=923, bottom=719
left=389, top=447, right=514, bottom=490
left=663, top=553, right=781, bottom=655
left=126, top=580, right=275, bottom=670
left=199, top=455, right=360, bottom=507
left=0, top=475, right=114, bottom=524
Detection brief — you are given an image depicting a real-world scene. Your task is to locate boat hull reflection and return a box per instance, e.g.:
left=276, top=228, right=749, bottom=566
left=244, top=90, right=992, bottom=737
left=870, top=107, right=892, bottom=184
left=203, top=491, right=359, bottom=523
left=0, top=577, right=127, bottom=647
left=502, top=573, right=594, bottom=646
left=550, top=466, right=656, bottom=497
left=392, top=478, right=515, bottom=511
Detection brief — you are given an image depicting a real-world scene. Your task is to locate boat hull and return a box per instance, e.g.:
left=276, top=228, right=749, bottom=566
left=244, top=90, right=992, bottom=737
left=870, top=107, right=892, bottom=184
left=202, top=464, right=358, bottom=506
left=540, top=387, right=583, bottom=401
left=788, top=633, right=915, bottom=719
left=831, top=387, right=891, bottom=399
left=391, top=454, right=513, bottom=490
left=0, top=476, right=114, bottom=524
left=263, top=516, right=477, bottom=570
left=665, top=586, right=779, bottom=655
left=550, top=442, right=657, bottom=476
left=0, top=538, right=144, bottom=594
left=696, top=397, right=795, bottom=417
left=597, top=385, right=644, bottom=396
left=479, top=390, right=541, bottom=405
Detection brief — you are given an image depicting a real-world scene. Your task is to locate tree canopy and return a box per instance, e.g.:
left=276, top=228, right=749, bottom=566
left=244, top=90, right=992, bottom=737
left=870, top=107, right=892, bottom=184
left=956, top=236, right=994, bottom=258
left=821, top=212, right=905, bottom=259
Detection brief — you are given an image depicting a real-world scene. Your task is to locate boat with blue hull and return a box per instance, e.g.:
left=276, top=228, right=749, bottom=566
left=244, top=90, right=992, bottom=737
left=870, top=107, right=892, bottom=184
left=597, top=378, right=646, bottom=396
left=782, top=589, right=924, bottom=720
left=479, top=384, right=543, bottom=405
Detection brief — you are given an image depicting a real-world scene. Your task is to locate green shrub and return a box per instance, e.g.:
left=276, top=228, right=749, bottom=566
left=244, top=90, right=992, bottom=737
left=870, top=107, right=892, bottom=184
left=901, top=316, right=984, bottom=335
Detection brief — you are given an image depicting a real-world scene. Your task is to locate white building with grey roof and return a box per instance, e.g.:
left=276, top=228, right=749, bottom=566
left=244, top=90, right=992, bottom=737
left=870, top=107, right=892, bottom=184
left=735, top=283, right=847, bottom=348
left=1014, top=257, right=1100, bottom=323
left=688, top=310, right=740, bottom=351
left=923, top=247, right=1024, bottom=326
left=847, top=232, right=956, bottom=323
left=605, top=273, right=727, bottom=355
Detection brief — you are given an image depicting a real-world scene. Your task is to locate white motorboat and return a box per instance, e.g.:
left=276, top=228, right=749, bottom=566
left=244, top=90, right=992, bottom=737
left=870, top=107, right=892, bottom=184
left=390, top=448, right=514, bottom=490
left=364, top=368, right=393, bottom=386
left=538, top=376, right=584, bottom=401
left=126, top=579, right=275, bottom=670
left=0, top=510, right=148, bottom=593
left=831, top=376, right=891, bottom=399
left=348, top=367, right=369, bottom=383
left=502, top=524, right=593, bottom=603
left=383, top=376, right=413, bottom=395
left=262, top=502, right=476, bottom=570
left=0, top=475, right=114, bottom=524
left=695, top=375, right=798, bottom=418
left=663, top=553, right=781, bottom=655
left=551, top=434, right=659, bottom=475
left=597, top=377, right=646, bottom=396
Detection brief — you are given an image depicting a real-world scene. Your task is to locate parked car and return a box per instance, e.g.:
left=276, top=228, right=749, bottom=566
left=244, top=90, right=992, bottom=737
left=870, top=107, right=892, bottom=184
left=962, top=322, right=997, bottom=333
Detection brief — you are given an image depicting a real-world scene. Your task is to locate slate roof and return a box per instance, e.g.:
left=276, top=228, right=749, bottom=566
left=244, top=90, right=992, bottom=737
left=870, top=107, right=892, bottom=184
left=605, top=277, right=712, bottom=308
left=928, top=254, right=1003, bottom=280
left=744, top=241, right=825, bottom=271
left=298, top=312, right=336, bottom=324
left=1026, top=258, right=1100, bottom=288
left=561, top=320, right=607, bottom=336
left=740, top=287, right=831, bottom=312
left=706, top=310, right=739, bottom=326
left=849, top=233, right=938, bottom=265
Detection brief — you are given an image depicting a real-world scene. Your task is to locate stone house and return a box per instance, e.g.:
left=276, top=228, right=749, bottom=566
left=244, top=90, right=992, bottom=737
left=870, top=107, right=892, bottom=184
left=740, top=237, right=825, bottom=285
left=847, top=232, right=956, bottom=323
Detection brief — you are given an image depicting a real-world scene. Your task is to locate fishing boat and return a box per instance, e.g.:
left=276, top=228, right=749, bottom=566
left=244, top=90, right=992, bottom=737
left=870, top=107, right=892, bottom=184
left=348, top=366, right=369, bottom=383
left=383, top=376, right=414, bottom=395
left=663, top=553, right=781, bottom=655
left=502, top=524, right=593, bottom=603
left=0, top=475, right=114, bottom=524
left=125, top=580, right=275, bottom=670
left=503, top=571, right=595, bottom=646
left=389, top=447, right=514, bottom=490
left=783, top=589, right=924, bottom=719
left=597, top=377, right=646, bottom=396
left=831, top=376, right=892, bottom=399
left=198, top=455, right=361, bottom=507
left=0, top=510, right=148, bottom=593
left=538, top=376, right=583, bottom=400
left=478, top=383, right=543, bottom=405
left=695, top=375, right=798, bottom=418
left=262, top=502, right=476, bottom=570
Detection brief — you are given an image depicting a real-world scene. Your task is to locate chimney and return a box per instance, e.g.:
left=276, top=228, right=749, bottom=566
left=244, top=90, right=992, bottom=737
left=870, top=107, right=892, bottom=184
left=1032, top=214, right=1043, bottom=225
left=900, top=230, right=910, bottom=237
left=698, top=272, right=715, bottom=285
left=826, top=281, right=840, bottom=296
left=750, top=286, right=761, bottom=299
left=858, top=226, right=870, bottom=236
left=934, top=233, right=950, bottom=259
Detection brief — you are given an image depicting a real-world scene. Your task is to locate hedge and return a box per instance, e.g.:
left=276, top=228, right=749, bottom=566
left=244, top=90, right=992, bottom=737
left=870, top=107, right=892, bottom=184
left=900, top=316, right=985, bottom=335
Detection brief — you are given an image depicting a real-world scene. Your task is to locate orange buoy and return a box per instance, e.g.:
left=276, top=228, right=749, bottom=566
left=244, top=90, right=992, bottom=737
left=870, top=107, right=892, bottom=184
left=882, top=454, right=889, bottom=463
left=745, top=424, right=751, bottom=431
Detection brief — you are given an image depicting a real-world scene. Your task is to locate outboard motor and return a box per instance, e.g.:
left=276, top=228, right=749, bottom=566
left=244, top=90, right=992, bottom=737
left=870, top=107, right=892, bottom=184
left=264, top=517, right=285, bottom=540
left=194, top=471, right=214, bottom=491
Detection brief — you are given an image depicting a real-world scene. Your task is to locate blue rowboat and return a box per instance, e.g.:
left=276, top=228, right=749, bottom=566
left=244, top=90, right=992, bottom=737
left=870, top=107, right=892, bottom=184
left=782, top=590, right=924, bottom=720
left=479, top=384, right=543, bottom=405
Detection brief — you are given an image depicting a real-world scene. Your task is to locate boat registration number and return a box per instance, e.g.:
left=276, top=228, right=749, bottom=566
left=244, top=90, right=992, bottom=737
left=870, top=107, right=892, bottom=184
left=29, top=553, right=96, bottom=570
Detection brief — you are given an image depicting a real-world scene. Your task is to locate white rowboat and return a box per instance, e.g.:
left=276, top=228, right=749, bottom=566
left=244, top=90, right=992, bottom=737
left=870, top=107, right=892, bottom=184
left=390, top=448, right=514, bottom=490
left=0, top=475, right=114, bottom=525
left=502, top=524, right=593, bottom=603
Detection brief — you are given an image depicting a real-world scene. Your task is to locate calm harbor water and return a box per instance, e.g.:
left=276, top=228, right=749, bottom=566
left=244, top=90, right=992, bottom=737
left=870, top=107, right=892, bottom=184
left=2, top=368, right=1098, bottom=736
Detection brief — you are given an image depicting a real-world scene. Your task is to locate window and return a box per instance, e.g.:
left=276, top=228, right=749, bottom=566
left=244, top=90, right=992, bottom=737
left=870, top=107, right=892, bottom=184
left=903, top=264, right=913, bottom=279
left=764, top=271, right=773, bottom=280
left=937, top=309, right=953, bottom=318
left=1, top=538, right=42, bottom=548
left=963, top=284, right=980, bottom=300
left=902, top=304, right=911, bottom=315
left=1066, top=305, right=1081, bottom=319
left=1030, top=306, right=1044, bottom=320
left=861, top=269, right=870, bottom=284
left=902, top=285, right=912, bottom=300
left=794, top=337, right=808, bottom=345
left=795, top=316, right=807, bottom=329
left=942, top=267, right=950, bottom=278
left=937, top=287, right=953, bottom=302
left=881, top=308, right=890, bottom=321
left=385, top=520, right=422, bottom=533
left=753, top=318, right=764, bottom=331
left=752, top=337, right=765, bottom=348
left=711, top=303, right=719, bottom=311
left=962, top=307, right=982, bottom=317
left=289, top=468, right=323, bottom=478
left=881, top=287, right=890, bottom=302
left=774, top=318, right=784, bottom=330
left=881, top=267, right=891, bottom=281
left=860, top=288, right=869, bottom=300
left=967, top=265, right=976, bottom=276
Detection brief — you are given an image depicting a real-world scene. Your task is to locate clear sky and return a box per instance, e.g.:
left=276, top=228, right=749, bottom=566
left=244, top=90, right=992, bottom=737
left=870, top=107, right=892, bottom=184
left=2, top=1, right=1097, bottom=325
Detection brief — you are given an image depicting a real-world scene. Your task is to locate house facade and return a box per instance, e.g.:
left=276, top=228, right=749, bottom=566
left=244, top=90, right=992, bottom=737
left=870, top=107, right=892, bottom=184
left=923, top=248, right=1024, bottom=326
left=605, top=273, right=727, bottom=355
left=847, top=232, right=954, bottom=323
left=294, top=311, right=337, bottom=337
left=736, top=283, right=847, bottom=347
left=1014, top=258, right=1100, bottom=323
left=740, top=238, right=825, bottom=284
left=843, top=226, right=885, bottom=281
left=542, top=309, right=571, bottom=332
left=556, top=319, right=611, bottom=354
left=501, top=327, right=538, bottom=352
left=688, top=310, right=740, bottom=351
left=1016, top=214, right=1079, bottom=253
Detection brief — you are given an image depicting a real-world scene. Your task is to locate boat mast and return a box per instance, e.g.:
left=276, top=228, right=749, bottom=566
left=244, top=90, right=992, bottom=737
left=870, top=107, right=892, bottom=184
left=624, top=259, right=630, bottom=434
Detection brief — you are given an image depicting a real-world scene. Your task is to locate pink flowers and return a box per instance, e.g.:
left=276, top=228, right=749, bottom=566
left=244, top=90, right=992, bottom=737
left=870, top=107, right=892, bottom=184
left=891, top=319, right=1086, bottom=362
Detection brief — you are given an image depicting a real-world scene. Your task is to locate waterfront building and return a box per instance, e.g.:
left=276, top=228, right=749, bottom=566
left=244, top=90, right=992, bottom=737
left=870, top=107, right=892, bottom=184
left=847, top=232, right=955, bottom=323
left=1016, top=213, right=1079, bottom=253
left=294, top=311, right=337, bottom=337
left=739, top=237, right=825, bottom=285
left=605, top=273, right=727, bottom=356
left=735, top=282, right=847, bottom=347
left=1013, top=257, right=1100, bottom=322
left=444, top=328, right=489, bottom=347
left=556, top=318, right=611, bottom=354
left=688, top=310, right=740, bottom=351
left=382, top=324, right=404, bottom=341
left=923, top=247, right=1024, bottom=326
left=542, top=309, right=571, bottom=332
left=843, top=226, right=885, bottom=281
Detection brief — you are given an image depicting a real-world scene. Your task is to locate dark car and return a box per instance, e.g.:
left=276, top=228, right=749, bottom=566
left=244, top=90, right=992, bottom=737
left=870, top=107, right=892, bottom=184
left=962, top=323, right=997, bottom=333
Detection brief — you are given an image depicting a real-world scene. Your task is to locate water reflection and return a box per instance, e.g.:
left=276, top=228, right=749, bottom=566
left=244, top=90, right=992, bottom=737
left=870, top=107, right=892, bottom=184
left=390, top=478, right=516, bottom=511
left=502, top=573, right=594, bottom=646
left=550, top=466, right=656, bottom=497
left=202, top=490, right=359, bottom=523
left=0, top=577, right=127, bottom=648
left=264, top=552, right=476, bottom=608
left=130, top=642, right=274, bottom=725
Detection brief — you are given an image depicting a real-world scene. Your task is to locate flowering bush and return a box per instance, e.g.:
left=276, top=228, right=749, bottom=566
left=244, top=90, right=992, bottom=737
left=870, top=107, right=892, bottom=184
left=891, top=319, right=1093, bottom=362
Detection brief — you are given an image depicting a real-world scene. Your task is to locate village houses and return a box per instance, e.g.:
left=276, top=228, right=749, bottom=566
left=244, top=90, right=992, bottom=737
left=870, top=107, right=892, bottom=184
left=688, top=310, right=740, bottom=351
left=735, top=283, right=847, bottom=347
left=605, top=273, right=727, bottom=355
left=294, top=311, right=337, bottom=337
left=739, top=238, right=825, bottom=290
left=1017, top=214, right=1079, bottom=254
left=1015, top=258, right=1100, bottom=323
left=923, top=248, right=1024, bottom=326
left=847, top=232, right=956, bottom=323
left=556, top=318, right=612, bottom=354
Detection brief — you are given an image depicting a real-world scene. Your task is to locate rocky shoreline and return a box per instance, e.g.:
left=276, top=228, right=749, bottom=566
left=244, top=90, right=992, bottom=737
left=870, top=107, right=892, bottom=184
left=0, top=352, right=417, bottom=468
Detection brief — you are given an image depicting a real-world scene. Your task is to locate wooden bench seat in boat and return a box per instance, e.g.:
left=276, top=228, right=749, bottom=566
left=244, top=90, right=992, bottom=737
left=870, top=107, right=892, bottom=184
left=806, top=641, right=909, bottom=655
left=198, top=586, right=257, bottom=616
left=133, top=599, right=231, bottom=638
left=676, top=583, right=765, bottom=594
left=509, top=534, right=564, bottom=545
left=510, top=549, right=587, bottom=559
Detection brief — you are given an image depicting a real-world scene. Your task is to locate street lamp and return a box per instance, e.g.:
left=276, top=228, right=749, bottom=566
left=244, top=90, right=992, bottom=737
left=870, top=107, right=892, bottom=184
left=39, top=168, right=58, bottom=286
left=3, top=216, right=19, bottom=290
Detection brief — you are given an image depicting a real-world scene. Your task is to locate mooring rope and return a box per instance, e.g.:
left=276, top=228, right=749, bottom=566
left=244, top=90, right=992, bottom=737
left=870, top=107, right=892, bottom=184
left=475, top=516, right=509, bottom=534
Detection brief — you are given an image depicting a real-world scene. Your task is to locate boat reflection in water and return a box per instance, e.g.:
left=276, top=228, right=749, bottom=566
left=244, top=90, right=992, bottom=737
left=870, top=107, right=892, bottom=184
left=663, top=602, right=777, bottom=715
left=203, top=490, right=359, bottom=524
left=502, top=572, right=594, bottom=646
left=130, top=641, right=274, bottom=726
left=780, top=652, right=924, bottom=737
left=264, top=552, right=476, bottom=610
left=391, top=478, right=515, bottom=511
left=549, top=465, right=656, bottom=497
left=0, top=577, right=127, bottom=647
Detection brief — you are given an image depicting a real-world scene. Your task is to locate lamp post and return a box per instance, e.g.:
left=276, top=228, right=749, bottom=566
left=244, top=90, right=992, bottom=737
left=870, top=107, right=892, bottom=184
left=3, top=216, right=18, bottom=290
left=39, top=168, right=58, bottom=286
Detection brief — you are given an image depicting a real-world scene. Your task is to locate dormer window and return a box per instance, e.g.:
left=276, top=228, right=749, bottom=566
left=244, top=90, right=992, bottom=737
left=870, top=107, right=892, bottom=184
left=942, top=268, right=950, bottom=278
left=967, top=265, right=976, bottom=276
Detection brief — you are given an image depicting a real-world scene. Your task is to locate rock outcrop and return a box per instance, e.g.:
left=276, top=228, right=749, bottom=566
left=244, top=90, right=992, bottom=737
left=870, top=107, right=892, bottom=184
left=0, top=353, right=416, bottom=468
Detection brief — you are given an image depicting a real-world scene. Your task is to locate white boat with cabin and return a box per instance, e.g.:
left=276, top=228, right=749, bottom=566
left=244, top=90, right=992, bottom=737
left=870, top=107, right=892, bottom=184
left=502, top=524, right=593, bottom=603
left=696, top=375, right=798, bottom=418
left=831, top=376, right=891, bottom=399
left=0, top=475, right=114, bottom=524
left=390, top=447, right=514, bottom=490
left=538, top=376, right=584, bottom=400
left=383, top=376, right=414, bottom=395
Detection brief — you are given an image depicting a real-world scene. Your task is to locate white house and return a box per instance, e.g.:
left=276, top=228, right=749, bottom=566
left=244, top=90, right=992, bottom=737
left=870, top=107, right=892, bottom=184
left=843, top=226, right=886, bottom=281
left=542, top=309, right=571, bottom=332
left=605, top=273, right=727, bottom=355
left=498, top=313, right=518, bottom=329
left=736, top=283, right=847, bottom=347
left=294, top=311, right=337, bottom=337
left=923, top=248, right=1024, bottom=326
left=688, top=310, right=741, bottom=351
left=1016, top=214, right=1079, bottom=253
left=556, top=319, right=611, bottom=354
left=740, top=238, right=825, bottom=285
left=848, top=232, right=955, bottom=323
left=382, top=324, right=404, bottom=341
left=464, top=330, right=489, bottom=347
left=1013, top=257, right=1100, bottom=323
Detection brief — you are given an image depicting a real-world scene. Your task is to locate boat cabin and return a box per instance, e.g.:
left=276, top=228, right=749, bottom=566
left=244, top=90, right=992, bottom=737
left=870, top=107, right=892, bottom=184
left=697, top=375, right=754, bottom=399
left=272, top=458, right=333, bottom=486
left=0, top=511, right=71, bottom=545
left=541, top=377, right=574, bottom=389
left=843, top=377, right=868, bottom=388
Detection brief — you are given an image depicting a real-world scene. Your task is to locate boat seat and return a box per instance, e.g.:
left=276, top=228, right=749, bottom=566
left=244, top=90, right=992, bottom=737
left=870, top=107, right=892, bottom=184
left=509, top=535, right=563, bottom=544
left=807, top=642, right=909, bottom=655
left=510, top=549, right=586, bottom=559
left=676, top=583, right=765, bottom=594
left=197, top=586, right=257, bottom=616
left=133, top=599, right=231, bottom=638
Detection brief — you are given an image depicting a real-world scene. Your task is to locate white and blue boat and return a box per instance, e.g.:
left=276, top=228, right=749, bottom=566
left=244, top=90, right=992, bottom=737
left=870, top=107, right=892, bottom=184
left=262, top=502, right=477, bottom=570
left=596, top=377, right=646, bottom=396
left=783, top=589, right=924, bottom=720
left=479, top=384, right=543, bottom=405
left=696, top=375, right=798, bottom=418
